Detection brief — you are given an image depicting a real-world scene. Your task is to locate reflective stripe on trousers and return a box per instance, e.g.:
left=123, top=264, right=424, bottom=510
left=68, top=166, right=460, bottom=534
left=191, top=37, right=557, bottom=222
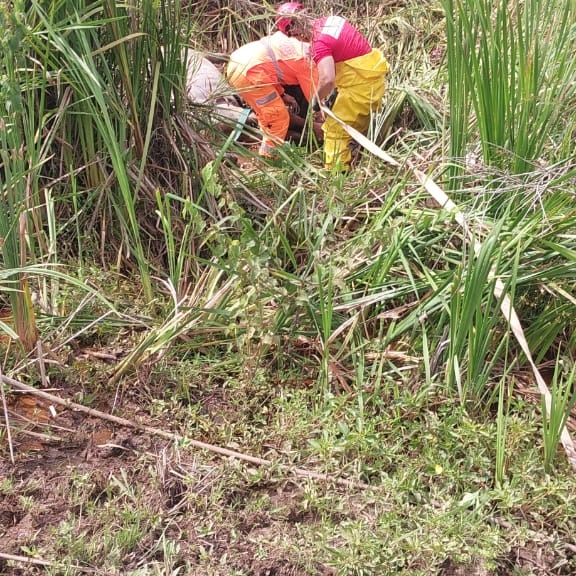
left=226, top=66, right=290, bottom=154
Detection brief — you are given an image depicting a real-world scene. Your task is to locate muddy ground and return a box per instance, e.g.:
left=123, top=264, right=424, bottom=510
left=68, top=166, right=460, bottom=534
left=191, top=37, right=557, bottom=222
left=1, top=364, right=575, bottom=575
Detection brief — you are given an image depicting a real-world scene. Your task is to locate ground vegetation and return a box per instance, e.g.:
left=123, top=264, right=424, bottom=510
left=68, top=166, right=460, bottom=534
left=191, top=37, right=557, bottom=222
left=1, top=0, right=576, bottom=574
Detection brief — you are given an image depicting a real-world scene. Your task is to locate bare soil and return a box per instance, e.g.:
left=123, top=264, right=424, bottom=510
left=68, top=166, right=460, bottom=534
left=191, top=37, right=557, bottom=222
left=1, top=363, right=575, bottom=575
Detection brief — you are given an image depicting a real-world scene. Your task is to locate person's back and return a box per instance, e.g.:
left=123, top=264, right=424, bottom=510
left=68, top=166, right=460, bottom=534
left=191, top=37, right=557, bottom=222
left=310, top=16, right=371, bottom=66
left=228, top=32, right=314, bottom=98
left=227, top=40, right=270, bottom=83
left=226, top=31, right=317, bottom=156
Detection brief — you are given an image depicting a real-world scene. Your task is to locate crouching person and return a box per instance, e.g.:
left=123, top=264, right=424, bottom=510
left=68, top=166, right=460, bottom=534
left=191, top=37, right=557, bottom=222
left=276, top=3, right=389, bottom=170
left=226, top=30, right=318, bottom=157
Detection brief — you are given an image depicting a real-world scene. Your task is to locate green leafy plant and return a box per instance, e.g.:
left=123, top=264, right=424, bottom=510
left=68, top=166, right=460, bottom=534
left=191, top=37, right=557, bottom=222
left=442, top=0, right=576, bottom=176
left=542, top=360, right=576, bottom=473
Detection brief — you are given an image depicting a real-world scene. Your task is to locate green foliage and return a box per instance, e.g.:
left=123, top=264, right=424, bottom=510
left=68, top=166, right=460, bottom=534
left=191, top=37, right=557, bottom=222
left=542, top=360, right=576, bottom=473
left=442, top=0, right=576, bottom=176
left=446, top=229, right=507, bottom=406
left=0, top=3, right=44, bottom=349
left=2, top=10, right=576, bottom=576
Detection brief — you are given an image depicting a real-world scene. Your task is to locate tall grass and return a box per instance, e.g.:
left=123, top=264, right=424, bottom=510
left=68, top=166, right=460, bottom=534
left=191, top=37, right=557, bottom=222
left=0, top=8, right=39, bottom=351
left=447, top=234, right=494, bottom=405
left=0, top=0, right=229, bottom=354
left=31, top=0, right=195, bottom=299
left=442, top=0, right=576, bottom=176
left=542, top=361, right=576, bottom=473
left=439, top=0, right=576, bottom=467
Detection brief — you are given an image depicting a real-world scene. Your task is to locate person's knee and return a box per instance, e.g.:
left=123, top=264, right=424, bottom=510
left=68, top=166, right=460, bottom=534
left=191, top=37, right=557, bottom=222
left=259, top=105, right=290, bottom=140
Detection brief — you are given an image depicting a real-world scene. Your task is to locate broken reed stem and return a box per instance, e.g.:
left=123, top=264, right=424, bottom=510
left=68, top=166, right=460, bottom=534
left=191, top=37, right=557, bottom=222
left=0, top=551, right=98, bottom=573
left=0, top=364, right=15, bottom=465
left=1, top=374, right=377, bottom=492
left=0, top=552, right=52, bottom=568
left=36, top=339, right=49, bottom=387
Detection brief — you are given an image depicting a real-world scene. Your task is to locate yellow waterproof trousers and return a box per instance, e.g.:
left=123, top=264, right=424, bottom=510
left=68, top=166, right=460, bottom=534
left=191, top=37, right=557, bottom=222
left=323, top=49, right=388, bottom=169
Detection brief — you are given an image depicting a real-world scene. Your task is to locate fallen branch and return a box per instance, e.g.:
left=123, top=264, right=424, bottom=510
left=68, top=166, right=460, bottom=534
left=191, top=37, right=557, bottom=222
left=0, top=364, right=15, bottom=464
left=0, top=552, right=51, bottom=568
left=2, top=374, right=377, bottom=492
left=0, top=551, right=97, bottom=573
left=0, top=423, right=63, bottom=443
left=8, top=407, right=77, bottom=433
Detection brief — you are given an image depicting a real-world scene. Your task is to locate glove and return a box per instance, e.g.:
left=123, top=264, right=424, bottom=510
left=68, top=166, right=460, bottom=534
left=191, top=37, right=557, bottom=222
left=324, top=89, right=338, bottom=109
left=312, top=90, right=338, bottom=113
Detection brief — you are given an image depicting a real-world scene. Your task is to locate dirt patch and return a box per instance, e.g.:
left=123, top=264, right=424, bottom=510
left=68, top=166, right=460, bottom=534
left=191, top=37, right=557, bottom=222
left=1, top=390, right=157, bottom=556
left=497, top=541, right=576, bottom=576
left=440, top=559, right=493, bottom=575
left=2, top=366, right=576, bottom=576
left=249, top=558, right=336, bottom=576
left=0, top=384, right=336, bottom=575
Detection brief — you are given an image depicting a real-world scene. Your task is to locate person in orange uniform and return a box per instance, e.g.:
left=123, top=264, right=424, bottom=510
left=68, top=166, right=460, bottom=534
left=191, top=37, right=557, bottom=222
left=226, top=30, right=318, bottom=156
left=276, top=3, right=389, bottom=170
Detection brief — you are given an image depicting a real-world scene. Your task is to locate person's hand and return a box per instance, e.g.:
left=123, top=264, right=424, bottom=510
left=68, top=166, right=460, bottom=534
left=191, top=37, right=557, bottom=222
left=311, top=95, right=321, bottom=113
left=281, top=93, right=300, bottom=115
left=325, top=89, right=338, bottom=109
left=311, top=97, right=325, bottom=120
left=312, top=121, right=324, bottom=144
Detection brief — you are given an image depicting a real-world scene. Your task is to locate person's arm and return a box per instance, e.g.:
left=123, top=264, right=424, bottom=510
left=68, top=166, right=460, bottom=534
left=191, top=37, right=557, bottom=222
left=288, top=112, right=306, bottom=132
left=287, top=112, right=324, bottom=144
left=316, top=56, right=336, bottom=100
left=294, top=46, right=318, bottom=103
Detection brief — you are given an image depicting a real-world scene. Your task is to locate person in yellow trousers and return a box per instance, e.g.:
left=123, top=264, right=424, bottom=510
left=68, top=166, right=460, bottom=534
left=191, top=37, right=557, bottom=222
left=276, top=3, right=389, bottom=170
left=226, top=29, right=319, bottom=157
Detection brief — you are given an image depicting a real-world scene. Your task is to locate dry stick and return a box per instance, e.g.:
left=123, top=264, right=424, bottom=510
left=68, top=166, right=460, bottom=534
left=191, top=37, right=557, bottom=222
left=1, top=374, right=375, bottom=491
left=322, top=105, right=576, bottom=472
left=3, top=428, right=64, bottom=442
left=0, top=424, right=63, bottom=443
left=0, top=551, right=98, bottom=574
left=0, top=552, right=51, bottom=568
left=36, top=339, right=49, bottom=388
left=0, top=364, right=15, bottom=464
left=8, top=407, right=77, bottom=433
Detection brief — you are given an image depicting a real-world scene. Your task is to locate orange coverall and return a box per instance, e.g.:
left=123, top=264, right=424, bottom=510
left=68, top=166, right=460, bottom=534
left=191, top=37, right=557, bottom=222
left=226, top=31, right=317, bottom=156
